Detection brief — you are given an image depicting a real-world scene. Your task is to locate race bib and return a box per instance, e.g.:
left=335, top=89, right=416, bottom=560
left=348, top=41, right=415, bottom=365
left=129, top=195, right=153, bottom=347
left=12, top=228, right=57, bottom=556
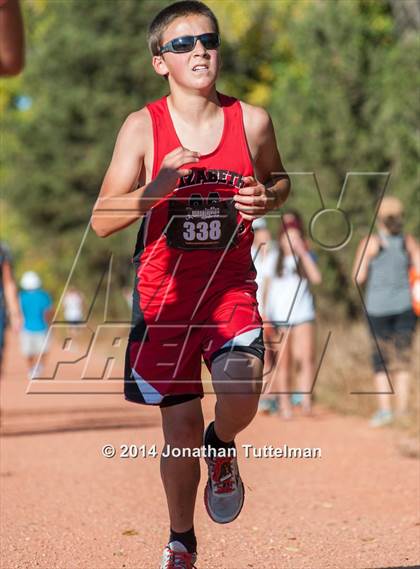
left=165, top=192, right=240, bottom=250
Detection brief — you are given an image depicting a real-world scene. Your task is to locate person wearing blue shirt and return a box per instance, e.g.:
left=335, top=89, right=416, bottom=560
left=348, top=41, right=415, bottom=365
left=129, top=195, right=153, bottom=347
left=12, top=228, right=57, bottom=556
left=19, top=271, right=53, bottom=379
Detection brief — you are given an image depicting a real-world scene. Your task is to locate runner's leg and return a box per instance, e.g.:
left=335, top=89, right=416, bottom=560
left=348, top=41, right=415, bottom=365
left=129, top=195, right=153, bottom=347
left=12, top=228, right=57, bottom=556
left=211, top=351, right=263, bottom=442
left=201, top=351, right=263, bottom=524
left=160, top=397, right=204, bottom=532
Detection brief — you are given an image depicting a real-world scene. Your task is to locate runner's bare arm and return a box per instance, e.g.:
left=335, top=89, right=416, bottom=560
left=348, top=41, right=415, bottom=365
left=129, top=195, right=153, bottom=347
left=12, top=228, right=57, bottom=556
left=248, top=107, right=290, bottom=206
left=91, top=110, right=200, bottom=238
left=235, top=104, right=290, bottom=220
left=91, top=111, right=149, bottom=237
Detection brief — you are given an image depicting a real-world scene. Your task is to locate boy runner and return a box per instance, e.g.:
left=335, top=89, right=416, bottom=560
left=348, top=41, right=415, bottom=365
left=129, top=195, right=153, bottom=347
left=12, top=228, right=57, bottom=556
left=92, top=2, right=290, bottom=567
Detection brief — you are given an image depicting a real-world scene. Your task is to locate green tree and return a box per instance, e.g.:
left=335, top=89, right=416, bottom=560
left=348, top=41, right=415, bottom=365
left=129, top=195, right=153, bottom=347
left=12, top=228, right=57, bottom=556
left=266, top=0, right=419, bottom=317
left=4, top=0, right=418, bottom=319
left=4, top=0, right=168, bottom=301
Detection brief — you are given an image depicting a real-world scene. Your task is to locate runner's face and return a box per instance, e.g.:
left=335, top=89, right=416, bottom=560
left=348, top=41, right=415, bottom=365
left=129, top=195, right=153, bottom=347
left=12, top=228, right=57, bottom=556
left=157, top=15, right=220, bottom=89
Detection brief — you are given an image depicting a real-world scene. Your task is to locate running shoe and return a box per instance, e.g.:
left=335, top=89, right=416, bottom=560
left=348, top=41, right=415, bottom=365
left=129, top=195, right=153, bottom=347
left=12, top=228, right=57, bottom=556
left=203, top=423, right=245, bottom=524
left=369, top=409, right=394, bottom=428
left=159, top=541, right=197, bottom=569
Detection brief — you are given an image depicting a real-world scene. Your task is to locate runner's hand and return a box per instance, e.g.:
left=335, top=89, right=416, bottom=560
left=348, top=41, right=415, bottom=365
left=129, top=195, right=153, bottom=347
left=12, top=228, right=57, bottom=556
left=156, top=146, right=200, bottom=192
left=233, top=176, right=276, bottom=221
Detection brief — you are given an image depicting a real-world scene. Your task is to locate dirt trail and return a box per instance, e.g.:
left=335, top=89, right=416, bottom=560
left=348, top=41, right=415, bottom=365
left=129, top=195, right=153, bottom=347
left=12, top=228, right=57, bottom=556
left=1, top=332, right=419, bottom=569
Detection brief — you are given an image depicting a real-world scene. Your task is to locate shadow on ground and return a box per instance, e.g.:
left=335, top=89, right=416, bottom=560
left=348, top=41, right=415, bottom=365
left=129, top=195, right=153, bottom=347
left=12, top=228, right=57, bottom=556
left=372, top=565, right=420, bottom=569
left=1, top=407, right=159, bottom=437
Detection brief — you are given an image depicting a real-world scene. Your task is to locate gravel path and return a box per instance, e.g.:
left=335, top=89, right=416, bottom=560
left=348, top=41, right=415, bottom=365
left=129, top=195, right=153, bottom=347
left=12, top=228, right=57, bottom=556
left=1, top=333, right=419, bottom=569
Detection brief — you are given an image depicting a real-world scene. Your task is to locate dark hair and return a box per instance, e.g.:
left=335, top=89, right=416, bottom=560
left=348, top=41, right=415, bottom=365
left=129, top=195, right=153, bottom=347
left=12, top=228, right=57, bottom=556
left=275, top=210, right=307, bottom=277
left=278, top=209, right=305, bottom=239
left=148, top=1, right=219, bottom=56
left=383, top=214, right=403, bottom=235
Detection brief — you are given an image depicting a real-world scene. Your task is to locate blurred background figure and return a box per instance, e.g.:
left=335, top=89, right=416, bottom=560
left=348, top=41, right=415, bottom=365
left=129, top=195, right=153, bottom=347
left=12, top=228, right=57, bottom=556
left=251, top=218, right=274, bottom=315
left=353, top=196, right=419, bottom=428
left=19, top=271, right=53, bottom=379
left=62, top=286, right=84, bottom=351
left=252, top=219, right=276, bottom=414
left=63, top=285, right=84, bottom=326
left=0, top=242, right=22, bottom=377
left=260, top=211, right=322, bottom=419
left=0, top=0, right=25, bottom=76
left=122, top=286, right=133, bottom=313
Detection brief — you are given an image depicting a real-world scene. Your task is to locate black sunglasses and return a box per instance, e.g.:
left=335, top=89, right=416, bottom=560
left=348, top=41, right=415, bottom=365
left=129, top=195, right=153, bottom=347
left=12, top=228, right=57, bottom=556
left=159, top=33, right=220, bottom=54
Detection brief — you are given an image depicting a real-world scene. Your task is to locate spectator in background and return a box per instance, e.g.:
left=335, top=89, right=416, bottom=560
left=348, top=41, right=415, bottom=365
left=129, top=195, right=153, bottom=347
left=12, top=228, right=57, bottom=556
left=62, top=286, right=85, bottom=351
left=353, top=196, right=419, bottom=427
left=252, top=219, right=277, bottom=414
left=62, top=286, right=84, bottom=327
left=1, top=0, right=25, bottom=367
left=0, top=242, right=22, bottom=377
left=251, top=218, right=274, bottom=314
left=0, top=0, right=25, bottom=76
left=19, top=271, right=53, bottom=379
left=261, top=211, right=322, bottom=419
left=123, top=286, right=133, bottom=312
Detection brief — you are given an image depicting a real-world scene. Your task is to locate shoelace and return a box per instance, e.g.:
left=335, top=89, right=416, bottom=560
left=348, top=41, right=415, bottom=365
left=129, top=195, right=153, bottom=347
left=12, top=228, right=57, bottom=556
left=211, top=457, right=236, bottom=494
left=164, top=548, right=194, bottom=569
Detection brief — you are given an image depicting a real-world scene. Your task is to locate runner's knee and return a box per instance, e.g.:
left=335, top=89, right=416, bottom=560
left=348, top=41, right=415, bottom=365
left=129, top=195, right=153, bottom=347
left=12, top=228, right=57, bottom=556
left=162, top=413, right=204, bottom=448
left=216, top=393, right=260, bottom=425
left=212, top=352, right=263, bottom=395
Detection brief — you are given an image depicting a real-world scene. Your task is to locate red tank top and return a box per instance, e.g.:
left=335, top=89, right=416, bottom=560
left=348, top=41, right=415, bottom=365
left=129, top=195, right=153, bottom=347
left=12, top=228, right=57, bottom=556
left=133, top=93, right=256, bottom=319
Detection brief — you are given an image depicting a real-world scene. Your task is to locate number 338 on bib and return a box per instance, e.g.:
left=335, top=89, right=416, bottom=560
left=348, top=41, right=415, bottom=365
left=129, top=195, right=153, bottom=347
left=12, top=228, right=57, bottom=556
left=165, top=192, right=240, bottom=250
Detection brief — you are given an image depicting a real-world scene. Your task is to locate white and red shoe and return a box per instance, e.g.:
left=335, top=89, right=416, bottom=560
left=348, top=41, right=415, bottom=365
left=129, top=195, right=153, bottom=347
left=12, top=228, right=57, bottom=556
left=159, top=541, right=197, bottom=569
left=203, top=424, right=245, bottom=524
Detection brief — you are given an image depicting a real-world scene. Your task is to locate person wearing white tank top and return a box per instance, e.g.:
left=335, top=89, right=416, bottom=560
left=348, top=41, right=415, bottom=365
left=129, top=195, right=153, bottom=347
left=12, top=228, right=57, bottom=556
left=259, top=211, right=322, bottom=419
left=62, top=287, right=85, bottom=353
left=63, top=287, right=84, bottom=325
left=251, top=218, right=274, bottom=314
